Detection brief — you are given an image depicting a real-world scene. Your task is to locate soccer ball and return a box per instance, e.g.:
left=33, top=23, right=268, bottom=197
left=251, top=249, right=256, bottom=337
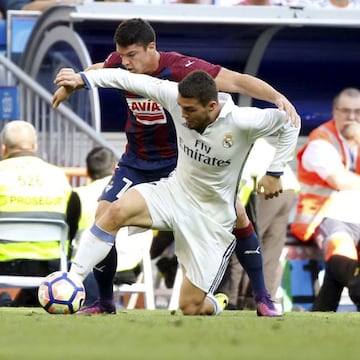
left=38, top=271, right=86, bottom=314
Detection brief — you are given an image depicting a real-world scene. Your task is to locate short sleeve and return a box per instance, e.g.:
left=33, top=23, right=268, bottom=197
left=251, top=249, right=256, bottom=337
left=302, top=139, right=345, bottom=180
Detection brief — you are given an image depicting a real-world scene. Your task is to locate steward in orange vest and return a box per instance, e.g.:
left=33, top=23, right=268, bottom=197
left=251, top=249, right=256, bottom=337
left=290, top=119, right=360, bottom=242
left=291, top=87, right=360, bottom=312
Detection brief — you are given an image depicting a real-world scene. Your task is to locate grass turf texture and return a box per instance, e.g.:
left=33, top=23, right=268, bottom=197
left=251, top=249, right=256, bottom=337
left=1, top=308, right=359, bottom=360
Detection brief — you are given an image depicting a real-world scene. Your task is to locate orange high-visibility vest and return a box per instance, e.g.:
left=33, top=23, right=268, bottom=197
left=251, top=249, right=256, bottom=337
left=290, top=120, right=360, bottom=241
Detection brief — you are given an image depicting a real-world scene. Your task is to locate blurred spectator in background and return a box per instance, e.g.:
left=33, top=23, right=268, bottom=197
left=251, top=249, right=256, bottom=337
left=0, top=120, right=80, bottom=306
left=74, top=146, right=116, bottom=305
left=217, top=138, right=299, bottom=309
left=235, top=0, right=360, bottom=7
left=315, top=0, right=360, bottom=8
left=74, top=146, right=153, bottom=307
left=281, top=0, right=360, bottom=8
left=172, top=0, right=212, bottom=3
left=235, top=0, right=281, bottom=5
left=291, top=88, right=360, bottom=311
left=96, top=0, right=212, bottom=3
left=240, top=138, right=299, bottom=300
left=75, top=146, right=115, bottom=236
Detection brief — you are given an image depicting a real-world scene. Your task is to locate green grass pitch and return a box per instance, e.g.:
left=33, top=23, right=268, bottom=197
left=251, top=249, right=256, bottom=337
left=1, top=308, right=359, bottom=360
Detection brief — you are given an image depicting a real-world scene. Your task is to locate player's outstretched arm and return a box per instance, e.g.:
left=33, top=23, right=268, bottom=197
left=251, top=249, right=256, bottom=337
left=215, top=67, right=300, bottom=127
left=52, top=65, right=103, bottom=108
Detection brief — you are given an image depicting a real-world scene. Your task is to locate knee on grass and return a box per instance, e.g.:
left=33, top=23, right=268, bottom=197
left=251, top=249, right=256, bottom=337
left=179, top=300, right=202, bottom=315
left=179, top=297, right=217, bottom=316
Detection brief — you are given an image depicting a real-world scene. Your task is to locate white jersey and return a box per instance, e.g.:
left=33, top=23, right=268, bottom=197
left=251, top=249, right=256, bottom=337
left=82, top=68, right=300, bottom=230
left=81, top=68, right=300, bottom=291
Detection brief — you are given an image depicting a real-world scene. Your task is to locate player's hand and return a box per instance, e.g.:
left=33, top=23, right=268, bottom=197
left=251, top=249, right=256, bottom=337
left=257, top=174, right=283, bottom=200
left=342, top=122, right=360, bottom=146
left=275, top=95, right=300, bottom=128
left=54, top=68, right=85, bottom=90
left=52, top=86, right=73, bottom=108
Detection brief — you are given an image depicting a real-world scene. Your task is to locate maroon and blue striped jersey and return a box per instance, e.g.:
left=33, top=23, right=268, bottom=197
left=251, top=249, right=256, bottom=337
left=104, top=51, right=221, bottom=171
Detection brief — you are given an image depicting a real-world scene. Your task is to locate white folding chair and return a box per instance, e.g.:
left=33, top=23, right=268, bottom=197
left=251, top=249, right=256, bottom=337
left=0, top=216, right=69, bottom=288
left=154, top=264, right=182, bottom=311
left=168, top=266, right=182, bottom=310
left=113, top=227, right=155, bottom=310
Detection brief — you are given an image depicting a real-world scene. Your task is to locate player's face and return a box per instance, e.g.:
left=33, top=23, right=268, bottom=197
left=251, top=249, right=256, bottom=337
left=334, top=94, right=360, bottom=139
left=178, top=95, right=216, bottom=133
left=116, top=43, right=157, bottom=74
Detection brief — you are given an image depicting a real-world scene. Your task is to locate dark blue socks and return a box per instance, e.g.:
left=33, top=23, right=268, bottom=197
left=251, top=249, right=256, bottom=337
left=233, top=222, right=266, bottom=294
left=93, top=245, right=117, bottom=301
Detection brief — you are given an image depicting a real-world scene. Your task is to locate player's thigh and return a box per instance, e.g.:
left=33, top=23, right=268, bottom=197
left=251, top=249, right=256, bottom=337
left=112, top=187, right=153, bottom=227
left=95, top=200, right=111, bottom=221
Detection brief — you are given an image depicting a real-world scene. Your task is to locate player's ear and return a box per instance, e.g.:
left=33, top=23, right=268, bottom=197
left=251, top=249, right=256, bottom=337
left=1, top=144, right=7, bottom=158
left=147, top=42, right=156, bottom=51
left=208, top=100, right=217, bottom=112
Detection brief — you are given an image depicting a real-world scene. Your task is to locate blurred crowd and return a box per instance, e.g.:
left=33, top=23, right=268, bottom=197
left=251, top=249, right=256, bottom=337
left=95, top=0, right=360, bottom=8
left=1, top=0, right=360, bottom=19
left=81, top=0, right=360, bottom=7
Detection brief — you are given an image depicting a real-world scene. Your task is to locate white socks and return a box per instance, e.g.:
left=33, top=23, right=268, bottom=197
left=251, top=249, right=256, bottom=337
left=206, top=293, right=223, bottom=316
left=70, top=228, right=113, bottom=282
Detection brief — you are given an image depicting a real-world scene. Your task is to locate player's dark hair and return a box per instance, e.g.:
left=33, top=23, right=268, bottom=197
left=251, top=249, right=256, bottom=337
left=178, top=70, right=218, bottom=106
left=86, top=147, right=115, bottom=180
left=113, top=18, right=156, bottom=49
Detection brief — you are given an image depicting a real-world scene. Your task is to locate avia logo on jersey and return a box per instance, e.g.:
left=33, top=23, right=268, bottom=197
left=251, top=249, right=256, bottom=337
left=126, top=98, right=167, bottom=125
left=178, top=137, right=231, bottom=167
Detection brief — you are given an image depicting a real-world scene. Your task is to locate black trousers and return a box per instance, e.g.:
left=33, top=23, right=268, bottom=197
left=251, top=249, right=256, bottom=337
left=0, top=259, right=59, bottom=307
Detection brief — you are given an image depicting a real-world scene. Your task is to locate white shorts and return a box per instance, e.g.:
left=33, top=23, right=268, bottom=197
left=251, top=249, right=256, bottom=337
left=134, top=176, right=236, bottom=293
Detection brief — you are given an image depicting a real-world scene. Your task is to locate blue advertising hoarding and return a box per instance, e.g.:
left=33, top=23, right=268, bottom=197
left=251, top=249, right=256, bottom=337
left=0, top=86, right=19, bottom=120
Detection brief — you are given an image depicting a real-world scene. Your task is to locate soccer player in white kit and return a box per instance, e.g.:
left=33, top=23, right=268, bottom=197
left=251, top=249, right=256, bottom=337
left=54, top=68, right=300, bottom=315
